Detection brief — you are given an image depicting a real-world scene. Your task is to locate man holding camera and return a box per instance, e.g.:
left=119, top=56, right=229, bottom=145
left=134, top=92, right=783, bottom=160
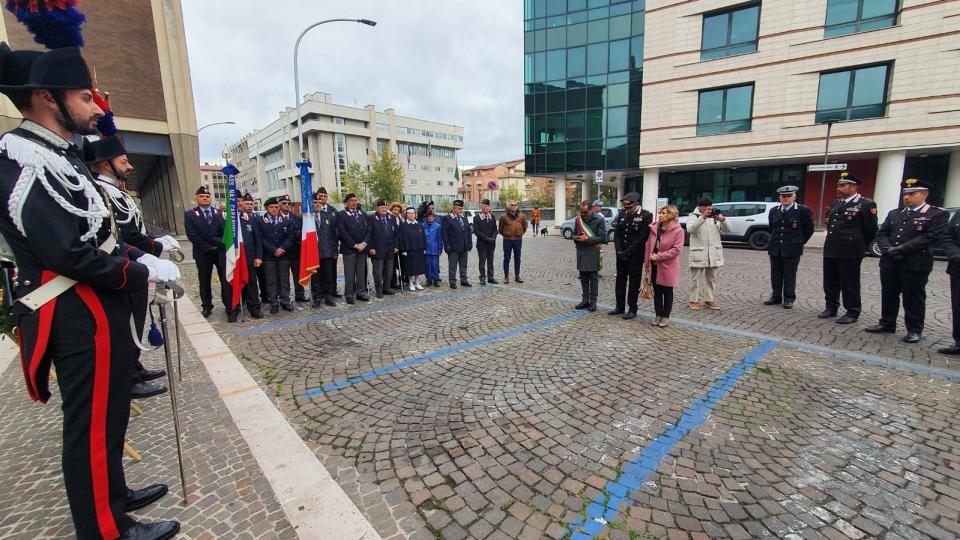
left=687, top=198, right=731, bottom=310
left=609, top=192, right=653, bottom=319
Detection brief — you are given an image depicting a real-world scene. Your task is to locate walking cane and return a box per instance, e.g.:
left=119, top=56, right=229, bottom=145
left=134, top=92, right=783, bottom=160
left=154, top=280, right=190, bottom=506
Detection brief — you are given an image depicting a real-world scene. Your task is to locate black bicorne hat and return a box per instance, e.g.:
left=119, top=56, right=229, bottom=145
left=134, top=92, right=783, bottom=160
left=83, top=135, right=125, bottom=164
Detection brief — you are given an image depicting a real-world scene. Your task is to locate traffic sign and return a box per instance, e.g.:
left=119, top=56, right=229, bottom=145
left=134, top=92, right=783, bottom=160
left=595, top=170, right=604, bottom=184
left=807, top=163, right=848, bottom=172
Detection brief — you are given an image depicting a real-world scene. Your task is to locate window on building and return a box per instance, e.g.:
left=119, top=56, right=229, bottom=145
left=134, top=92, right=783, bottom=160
left=815, top=63, right=890, bottom=123
left=264, top=147, right=283, bottom=164
left=408, top=163, right=417, bottom=171
left=422, top=165, right=430, bottom=171
left=376, top=122, right=389, bottom=131
left=697, top=83, right=754, bottom=136
left=825, top=0, right=898, bottom=38
left=333, top=117, right=345, bottom=125
left=701, top=4, right=760, bottom=61
left=409, top=178, right=417, bottom=185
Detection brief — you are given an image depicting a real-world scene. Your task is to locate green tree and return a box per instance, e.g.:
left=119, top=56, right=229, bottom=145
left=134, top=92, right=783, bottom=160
left=368, top=148, right=405, bottom=205
left=527, top=178, right=553, bottom=208
left=499, top=184, right=524, bottom=207
left=340, top=161, right=372, bottom=208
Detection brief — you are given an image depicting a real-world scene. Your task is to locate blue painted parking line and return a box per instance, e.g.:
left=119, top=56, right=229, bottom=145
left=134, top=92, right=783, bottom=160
left=235, top=289, right=484, bottom=336
left=303, top=310, right=589, bottom=399
left=567, top=340, right=778, bottom=539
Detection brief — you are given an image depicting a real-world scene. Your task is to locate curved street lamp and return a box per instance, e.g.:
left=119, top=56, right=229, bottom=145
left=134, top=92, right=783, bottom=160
left=197, top=121, right=236, bottom=134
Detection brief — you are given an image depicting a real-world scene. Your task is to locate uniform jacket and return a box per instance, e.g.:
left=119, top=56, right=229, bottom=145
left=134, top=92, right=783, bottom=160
left=573, top=212, right=607, bottom=272
left=686, top=211, right=731, bottom=268
left=472, top=212, right=498, bottom=249
left=767, top=204, right=815, bottom=258
left=423, top=220, right=443, bottom=255
left=0, top=124, right=149, bottom=403
left=96, top=175, right=163, bottom=257
left=613, top=208, right=653, bottom=259
left=336, top=208, right=371, bottom=254
left=644, top=220, right=684, bottom=287
left=185, top=205, right=225, bottom=259
left=281, top=211, right=302, bottom=256
left=239, top=211, right=260, bottom=263
left=823, top=194, right=879, bottom=259
left=876, top=204, right=948, bottom=272
left=442, top=213, right=473, bottom=252
left=943, top=211, right=960, bottom=276
left=498, top=211, right=528, bottom=239
left=255, top=213, right=296, bottom=260
left=369, top=212, right=399, bottom=260
left=314, top=205, right=339, bottom=259
left=399, top=220, right=427, bottom=252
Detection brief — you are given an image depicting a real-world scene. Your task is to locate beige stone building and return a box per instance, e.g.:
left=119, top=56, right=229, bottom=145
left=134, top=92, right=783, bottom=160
left=0, top=0, right=200, bottom=234
left=228, top=92, right=464, bottom=209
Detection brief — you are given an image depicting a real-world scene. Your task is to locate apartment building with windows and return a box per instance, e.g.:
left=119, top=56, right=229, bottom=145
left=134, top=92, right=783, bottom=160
left=228, top=92, right=464, bottom=210
left=524, top=0, right=960, bottom=220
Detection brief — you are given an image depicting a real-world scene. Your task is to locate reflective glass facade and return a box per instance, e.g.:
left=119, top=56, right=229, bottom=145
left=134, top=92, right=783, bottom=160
left=524, top=0, right=645, bottom=175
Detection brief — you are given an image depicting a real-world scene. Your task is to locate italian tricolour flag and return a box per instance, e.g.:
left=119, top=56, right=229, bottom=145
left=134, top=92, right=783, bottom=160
left=222, top=164, right=248, bottom=309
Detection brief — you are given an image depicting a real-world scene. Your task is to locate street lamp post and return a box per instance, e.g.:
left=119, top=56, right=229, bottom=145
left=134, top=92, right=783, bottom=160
left=816, top=120, right=837, bottom=228
left=197, top=121, right=236, bottom=134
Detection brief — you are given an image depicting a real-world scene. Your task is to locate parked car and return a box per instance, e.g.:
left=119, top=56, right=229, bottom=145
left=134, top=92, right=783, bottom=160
left=560, top=207, right=619, bottom=241
left=679, top=201, right=782, bottom=250
left=866, top=206, right=960, bottom=258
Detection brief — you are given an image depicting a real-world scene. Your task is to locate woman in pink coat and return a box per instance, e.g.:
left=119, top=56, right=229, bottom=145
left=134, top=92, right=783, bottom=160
left=644, top=204, right=684, bottom=327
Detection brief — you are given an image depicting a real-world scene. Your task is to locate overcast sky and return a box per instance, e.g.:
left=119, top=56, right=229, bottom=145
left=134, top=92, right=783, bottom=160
left=182, top=1, right=523, bottom=168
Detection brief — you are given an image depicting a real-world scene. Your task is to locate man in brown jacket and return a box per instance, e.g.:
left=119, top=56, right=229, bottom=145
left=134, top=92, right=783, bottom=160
left=498, top=200, right=528, bottom=283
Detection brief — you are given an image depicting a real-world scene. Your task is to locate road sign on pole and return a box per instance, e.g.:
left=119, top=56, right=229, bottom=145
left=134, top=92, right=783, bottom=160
left=595, top=170, right=604, bottom=184
left=807, top=163, right=847, bottom=172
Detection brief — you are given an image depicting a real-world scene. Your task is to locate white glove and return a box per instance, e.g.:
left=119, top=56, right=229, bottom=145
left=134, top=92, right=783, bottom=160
left=139, top=253, right=182, bottom=283
left=156, top=235, right=181, bottom=252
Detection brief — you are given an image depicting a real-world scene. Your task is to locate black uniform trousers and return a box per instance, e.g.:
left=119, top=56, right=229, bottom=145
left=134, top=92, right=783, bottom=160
left=195, top=248, right=229, bottom=311
left=579, top=271, right=599, bottom=304
left=477, top=245, right=495, bottom=280
left=342, top=252, right=369, bottom=299
left=823, top=257, right=864, bottom=314
left=288, top=256, right=306, bottom=300
left=256, top=264, right=269, bottom=303
left=310, top=257, right=338, bottom=300
left=262, top=258, right=291, bottom=308
left=952, top=271, right=960, bottom=343
left=242, top=259, right=261, bottom=312
left=769, top=256, right=800, bottom=302
left=615, top=254, right=644, bottom=311
left=129, top=291, right=149, bottom=385
left=372, top=257, right=394, bottom=294
left=447, top=251, right=469, bottom=284
left=879, top=266, right=929, bottom=333
left=52, top=292, right=136, bottom=539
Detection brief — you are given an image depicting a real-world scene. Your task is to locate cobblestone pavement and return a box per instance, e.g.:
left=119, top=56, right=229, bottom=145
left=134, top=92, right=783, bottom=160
left=171, top=235, right=960, bottom=539
left=0, top=329, right=297, bottom=538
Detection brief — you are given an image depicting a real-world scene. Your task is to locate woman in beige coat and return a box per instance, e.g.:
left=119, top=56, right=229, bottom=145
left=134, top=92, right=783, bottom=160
left=687, top=198, right=731, bottom=310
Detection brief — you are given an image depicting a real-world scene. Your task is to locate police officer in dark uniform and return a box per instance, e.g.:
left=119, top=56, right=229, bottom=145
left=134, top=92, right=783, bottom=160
left=256, top=196, right=296, bottom=313
left=609, top=192, right=653, bottom=319
left=819, top=172, right=878, bottom=323
left=0, top=42, right=179, bottom=539
left=184, top=185, right=229, bottom=318
left=238, top=192, right=264, bottom=319
left=764, top=185, right=815, bottom=309
left=938, top=210, right=960, bottom=354
left=278, top=194, right=307, bottom=302
left=865, top=178, right=948, bottom=343
left=310, top=187, right=339, bottom=307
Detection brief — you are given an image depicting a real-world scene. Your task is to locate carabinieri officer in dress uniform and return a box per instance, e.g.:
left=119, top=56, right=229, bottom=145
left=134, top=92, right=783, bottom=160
left=818, top=172, right=878, bottom=324
left=184, top=185, right=229, bottom=318
left=0, top=39, right=180, bottom=539
left=865, top=178, right=948, bottom=343
left=764, top=185, right=814, bottom=309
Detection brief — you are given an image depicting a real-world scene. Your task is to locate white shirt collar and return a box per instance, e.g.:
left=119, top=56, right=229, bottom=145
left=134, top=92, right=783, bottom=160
left=96, top=173, right=120, bottom=189
left=20, top=120, right=72, bottom=150
left=905, top=203, right=928, bottom=212
left=843, top=193, right=860, bottom=204
left=781, top=202, right=796, bottom=211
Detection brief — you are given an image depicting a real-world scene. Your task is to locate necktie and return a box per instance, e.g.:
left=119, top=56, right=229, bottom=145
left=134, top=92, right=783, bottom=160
left=204, top=209, right=212, bottom=224
left=354, top=210, right=360, bottom=223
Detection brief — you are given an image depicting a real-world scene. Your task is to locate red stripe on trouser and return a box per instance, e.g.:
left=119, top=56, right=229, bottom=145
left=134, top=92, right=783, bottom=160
left=74, top=284, right=121, bottom=540
left=21, top=270, right=59, bottom=402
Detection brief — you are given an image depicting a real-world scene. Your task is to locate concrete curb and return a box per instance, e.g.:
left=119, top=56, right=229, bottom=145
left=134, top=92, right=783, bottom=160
left=175, top=296, right=381, bottom=540
left=0, top=334, right=18, bottom=379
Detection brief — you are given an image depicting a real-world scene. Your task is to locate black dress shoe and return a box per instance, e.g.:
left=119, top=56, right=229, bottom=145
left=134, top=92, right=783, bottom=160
left=574, top=301, right=590, bottom=309
left=295, top=296, right=309, bottom=303
left=461, top=282, right=473, bottom=287
left=763, top=297, right=781, bottom=305
left=587, top=304, right=597, bottom=312
left=817, top=309, right=837, bottom=319
left=376, top=292, right=384, bottom=299
left=281, top=304, right=294, bottom=312
left=480, top=278, right=487, bottom=285
left=608, top=308, right=625, bottom=316
left=345, top=297, right=356, bottom=305
left=227, top=311, right=239, bottom=323
left=835, top=313, right=858, bottom=324
left=249, top=310, right=264, bottom=319
left=201, top=308, right=212, bottom=318
left=622, top=311, right=637, bottom=320
left=119, top=520, right=180, bottom=540
left=325, top=298, right=337, bottom=307
left=125, top=484, right=168, bottom=511
left=938, top=344, right=960, bottom=355
left=138, top=368, right=165, bottom=382
left=311, top=301, right=323, bottom=309
left=383, top=289, right=395, bottom=295
left=269, top=305, right=279, bottom=314
left=864, top=324, right=895, bottom=333
left=487, top=278, right=499, bottom=284
left=450, top=283, right=457, bottom=289
left=334, top=293, right=343, bottom=298
left=356, top=295, right=370, bottom=302
left=131, top=381, right=167, bottom=399
left=782, top=301, right=794, bottom=309
left=902, top=332, right=921, bottom=344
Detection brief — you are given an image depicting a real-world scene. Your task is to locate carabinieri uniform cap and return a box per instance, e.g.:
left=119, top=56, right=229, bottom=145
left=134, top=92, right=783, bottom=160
left=837, top=172, right=862, bottom=185
left=902, top=178, right=933, bottom=193
left=777, top=185, right=799, bottom=196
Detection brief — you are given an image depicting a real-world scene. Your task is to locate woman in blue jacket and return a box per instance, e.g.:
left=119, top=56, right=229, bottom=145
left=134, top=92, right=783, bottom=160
left=422, top=211, right=443, bottom=286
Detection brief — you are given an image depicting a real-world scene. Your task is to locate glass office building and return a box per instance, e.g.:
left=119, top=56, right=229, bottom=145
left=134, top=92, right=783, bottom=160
left=524, top=0, right=645, bottom=175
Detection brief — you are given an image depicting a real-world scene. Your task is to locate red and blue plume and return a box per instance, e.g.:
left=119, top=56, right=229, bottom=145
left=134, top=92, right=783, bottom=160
left=5, top=0, right=86, bottom=49
left=91, top=90, right=117, bottom=136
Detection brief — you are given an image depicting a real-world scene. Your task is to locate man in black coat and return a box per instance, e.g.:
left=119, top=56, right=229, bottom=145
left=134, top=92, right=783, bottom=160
left=369, top=200, right=400, bottom=298
left=939, top=210, right=960, bottom=354
left=310, top=187, right=339, bottom=307
left=184, top=185, right=229, bottom=318
left=255, top=197, right=296, bottom=313
left=764, top=185, right=815, bottom=309
left=279, top=194, right=307, bottom=302
left=0, top=44, right=179, bottom=539
left=238, top=192, right=263, bottom=319
left=609, top=192, right=653, bottom=319
left=819, top=172, right=878, bottom=323
left=337, top=193, right=371, bottom=303
left=473, top=198, right=499, bottom=285
left=865, top=178, right=948, bottom=343
left=442, top=200, right=473, bottom=288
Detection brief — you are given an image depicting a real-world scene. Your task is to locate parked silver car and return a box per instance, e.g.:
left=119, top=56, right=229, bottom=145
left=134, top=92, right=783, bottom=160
left=679, top=201, right=782, bottom=250
left=560, top=207, right=618, bottom=240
